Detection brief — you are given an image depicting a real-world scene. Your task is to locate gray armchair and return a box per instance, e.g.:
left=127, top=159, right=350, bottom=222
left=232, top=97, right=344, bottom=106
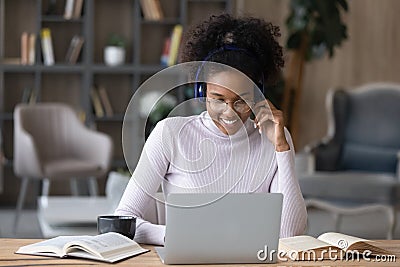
left=299, top=83, right=400, bottom=238
left=13, top=103, right=113, bottom=233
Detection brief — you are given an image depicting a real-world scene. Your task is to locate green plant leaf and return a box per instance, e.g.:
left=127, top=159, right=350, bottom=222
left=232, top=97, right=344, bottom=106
left=286, top=0, right=348, bottom=61
left=337, top=0, right=349, bottom=11
left=107, top=33, right=126, bottom=47
left=287, top=31, right=303, bottom=49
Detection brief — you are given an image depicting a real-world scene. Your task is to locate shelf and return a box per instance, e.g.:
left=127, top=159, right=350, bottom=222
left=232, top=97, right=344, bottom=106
left=94, top=114, right=125, bottom=122
left=39, top=64, right=85, bottom=72
left=92, top=64, right=138, bottom=73
left=1, top=63, right=168, bottom=74
left=140, top=18, right=181, bottom=25
left=41, top=15, right=84, bottom=23
left=0, top=64, right=85, bottom=73
left=138, top=64, right=167, bottom=73
left=1, top=64, right=37, bottom=72
left=91, top=64, right=167, bottom=74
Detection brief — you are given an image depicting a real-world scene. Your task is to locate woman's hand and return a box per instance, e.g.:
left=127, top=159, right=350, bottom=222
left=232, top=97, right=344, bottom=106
left=254, top=100, right=290, bottom=152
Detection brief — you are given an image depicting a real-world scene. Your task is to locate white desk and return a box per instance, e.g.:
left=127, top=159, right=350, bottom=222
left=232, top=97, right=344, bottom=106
left=37, top=193, right=165, bottom=237
left=37, top=196, right=115, bottom=237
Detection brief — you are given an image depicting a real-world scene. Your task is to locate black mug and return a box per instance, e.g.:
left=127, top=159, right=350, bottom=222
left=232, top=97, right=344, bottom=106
left=97, top=215, right=136, bottom=239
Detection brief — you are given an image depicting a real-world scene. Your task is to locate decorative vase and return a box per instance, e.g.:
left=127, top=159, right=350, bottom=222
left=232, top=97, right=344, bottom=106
left=104, top=46, right=125, bottom=66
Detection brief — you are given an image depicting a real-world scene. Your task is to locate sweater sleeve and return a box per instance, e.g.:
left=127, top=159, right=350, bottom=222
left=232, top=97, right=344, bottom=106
left=114, top=120, right=171, bottom=245
left=270, top=128, right=307, bottom=238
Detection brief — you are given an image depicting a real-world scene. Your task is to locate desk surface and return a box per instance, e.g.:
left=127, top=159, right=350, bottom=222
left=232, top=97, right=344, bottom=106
left=2, top=238, right=400, bottom=267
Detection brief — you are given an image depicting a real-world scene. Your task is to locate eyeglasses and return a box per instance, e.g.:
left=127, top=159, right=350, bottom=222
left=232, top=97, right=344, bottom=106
left=206, top=98, right=254, bottom=113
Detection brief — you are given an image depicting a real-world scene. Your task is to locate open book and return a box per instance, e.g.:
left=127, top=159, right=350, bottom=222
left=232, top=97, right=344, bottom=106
left=279, top=232, right=390, bottom=261
left=16, top=232, right=149, bottom=263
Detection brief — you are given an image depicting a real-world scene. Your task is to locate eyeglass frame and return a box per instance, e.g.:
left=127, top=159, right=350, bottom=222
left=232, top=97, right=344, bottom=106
left=206, top=98, right=255, bottom=113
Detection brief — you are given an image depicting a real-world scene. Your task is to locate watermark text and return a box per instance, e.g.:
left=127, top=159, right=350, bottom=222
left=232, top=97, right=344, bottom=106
left=257, top=245, right=396, bottom=262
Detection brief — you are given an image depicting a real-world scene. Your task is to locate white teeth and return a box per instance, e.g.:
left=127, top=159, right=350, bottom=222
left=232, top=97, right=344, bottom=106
left=221, top=119, right=237, bottom=125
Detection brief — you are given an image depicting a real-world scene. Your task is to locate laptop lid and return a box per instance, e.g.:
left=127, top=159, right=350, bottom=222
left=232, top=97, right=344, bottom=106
left=157, top=193, right=282, bottom=264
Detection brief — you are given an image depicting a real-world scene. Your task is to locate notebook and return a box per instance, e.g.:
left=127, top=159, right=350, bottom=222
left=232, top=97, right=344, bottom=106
left=155, top=193, right=283, bottom=264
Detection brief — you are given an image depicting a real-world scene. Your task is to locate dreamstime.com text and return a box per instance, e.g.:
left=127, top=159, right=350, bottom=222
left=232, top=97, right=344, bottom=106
left=257, top=246, right=396, bottom=262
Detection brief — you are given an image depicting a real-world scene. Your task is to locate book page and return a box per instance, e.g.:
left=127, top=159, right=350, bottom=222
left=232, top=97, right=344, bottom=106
left=318, top=232, right=389, bottom=255
left=64, top=232, right=148, bottom=261
left=279, top=235, right=342, bottom=261
left=16, top=236, right=79, bottom=257
left=318, top=232, right=367, bottom=250
left=67, top=247, right=148, bottom=263
left=279, top=235, right=332, bottom=251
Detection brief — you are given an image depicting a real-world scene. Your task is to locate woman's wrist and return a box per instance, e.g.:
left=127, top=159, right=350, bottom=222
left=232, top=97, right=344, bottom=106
left=275, top=141, right=290, bottom=152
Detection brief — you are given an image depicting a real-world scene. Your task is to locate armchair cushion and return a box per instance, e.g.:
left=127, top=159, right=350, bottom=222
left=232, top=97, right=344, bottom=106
left=340, top=143, right=398, bottom=173
left=43, top=159, right=102, bottom=180
left=299, top=172, right=400, bottom=204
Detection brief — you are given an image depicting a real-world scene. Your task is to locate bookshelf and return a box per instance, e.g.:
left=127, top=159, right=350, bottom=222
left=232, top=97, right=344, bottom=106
left=0, top=0, right=234, bottom=203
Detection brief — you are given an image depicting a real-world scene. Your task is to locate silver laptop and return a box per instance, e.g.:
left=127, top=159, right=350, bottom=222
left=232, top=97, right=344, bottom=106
left=155, top=193, right=283, bottom=264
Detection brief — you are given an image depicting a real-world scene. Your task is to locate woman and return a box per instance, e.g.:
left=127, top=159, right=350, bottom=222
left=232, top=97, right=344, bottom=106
left=115, top=14, right=307, bottom=245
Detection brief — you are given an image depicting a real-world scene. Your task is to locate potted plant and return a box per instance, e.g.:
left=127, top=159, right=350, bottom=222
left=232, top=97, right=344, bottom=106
left=104, top=33, right=126, bottom=66
left=139, top=91, right=178, bottom=138
left=281, top=0, right=349, bottom=143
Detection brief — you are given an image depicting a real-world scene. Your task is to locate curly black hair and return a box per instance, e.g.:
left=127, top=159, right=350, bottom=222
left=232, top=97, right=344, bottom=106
left=180, top=14, right=284, bottom=86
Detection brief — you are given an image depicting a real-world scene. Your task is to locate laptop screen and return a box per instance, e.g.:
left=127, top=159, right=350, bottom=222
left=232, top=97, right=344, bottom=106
left=158, top=193, right=282, bottom=264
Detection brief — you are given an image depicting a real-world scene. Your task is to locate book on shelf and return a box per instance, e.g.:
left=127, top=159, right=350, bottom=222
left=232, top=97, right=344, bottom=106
left=21, top=87, right=32, bottom=103
left=97, top=86, right=114, bottom=117
left=29, top=88, right=38, bottom=104
left=20, top=32, right=29, bottom=65
left=279, top=232, right=391, bottom=261
left=16, top=232, right=149, bottom=263
left=28, top=33, right=36, bottom=65
left=90, top=87, right=104, bottom=118
left=21, top=32, right=36, bottom=65
left=139, top=0, right=163, bottom=20
left=65, top=35, right=84, bottom=64
left=151, top=0, right=164, bottom=20
left=160, top=37, right=171, bottom=66
left=64, top=0, right=75, bottom=19
left=40, top=28, right=55, bottom=66
left=167, top=24, right=183, bottom=66
left=21, top=87, right=38, bottom=104
left=72, top=0, right=84, bottom=19
left=139, top=0, right=153, bottom=20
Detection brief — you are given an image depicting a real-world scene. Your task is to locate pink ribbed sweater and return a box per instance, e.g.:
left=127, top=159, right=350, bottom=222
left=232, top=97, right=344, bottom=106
left=115, top=111, right=307, bottom=245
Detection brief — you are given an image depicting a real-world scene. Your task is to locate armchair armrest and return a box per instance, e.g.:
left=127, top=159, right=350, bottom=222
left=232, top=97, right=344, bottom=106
left=303, top=134, right=335, bottom=153
left=295, top=151, right=315, bottom=175
left=303, top=137, right=341, bottom=172
left=14, top=126, right=43, bottom=178
left=75, top=127, right=113, bottom=171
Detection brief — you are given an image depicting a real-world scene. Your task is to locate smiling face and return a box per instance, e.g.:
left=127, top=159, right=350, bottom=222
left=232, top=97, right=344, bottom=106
left=206, top=71, right=254, bottom=135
